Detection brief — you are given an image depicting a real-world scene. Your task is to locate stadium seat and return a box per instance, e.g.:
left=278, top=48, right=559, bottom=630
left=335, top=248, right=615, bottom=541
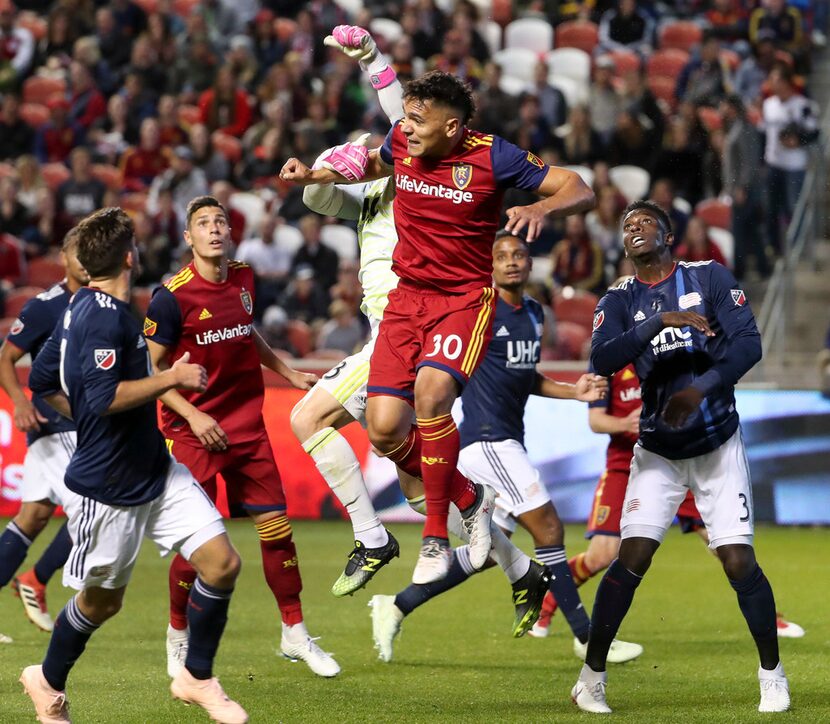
left=211, top=132, right=242, bottom=163
left=333, top=0, right=362, bottom=17
left=695, top=198, right=732, bottom=229
left=553, top=291, right=599, bottom=329
left=609, top=165, right=650, bottom=204
left=546, top=47, right=591, bottom=84
left=646, top=49, right=690, bottom=79
left=658, top=21, right=703, bottom=52
left=287, top=320, right=314, bottom=358
left=498, top=75, right=529, bottom=96
left=40, top=163, right=71, bottom=191
left=92, top=163, right=123, bottom=191
left=320, top=224, right=358, bottom=262
left=19, top=102, right=49, bottom=129
left=369, top=18, right=403, bottom=45
left=697, top=106, right=722, bottom=132
left=505, top=17, right=553, bottom=53
left=549, top=75, right=587, bottom=107
left=552, top=320, right=591, bottom=360
left=647, top=75, right=678, bottom=112
left=22, top=76, right=66, bottom=105
left=607, top=50, right=641, bottom=76
left=178, top=104, right=201, bottom=128
left=707, top=226, right=734, bottom=268
left=17, top=12, right=47, bottom=41
left=229, top=192, right=266, bottom=236
left=274, top=223, right=304, bottom=255
left=131, top=287, right=154, bottom=316
left=27, top=256, right=65, bottom=289
left=673, top=196, right=692, bottom=215
left=121, top=192, right=148, bottom=213
left=5, top=287, right=46, bottom=318
left=480, top=20, right=502, bottom=56
left=493, top=47, right=538, bottom=84
left=554, top=20, right=599, bottom=55
left=491, top=0, right=512, bottom=25
left=564, top=165, right=595, bottom=188
left=528, top=254, right=552, bottom=285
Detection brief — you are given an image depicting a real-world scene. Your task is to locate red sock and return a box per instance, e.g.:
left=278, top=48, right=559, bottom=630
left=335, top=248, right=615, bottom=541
left=385, top=425, right=422, bottom=478
left=256, top=516, right=304, bottom=626
left=546, top=552, right=599, bottom=617
left=169, top=553, right=197, bottom=630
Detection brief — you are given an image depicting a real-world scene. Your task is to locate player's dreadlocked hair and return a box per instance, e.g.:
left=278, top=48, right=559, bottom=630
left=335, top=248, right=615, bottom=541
left=623, top=200, right=673, bottom=235
left=75, top=207, right=135, bottom=278
left=185, top=195, right=229, bottom=230
left=404, top=71, right=476, bottom=124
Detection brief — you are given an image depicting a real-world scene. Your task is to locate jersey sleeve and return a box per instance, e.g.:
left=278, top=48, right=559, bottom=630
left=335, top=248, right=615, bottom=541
left=143, top=286, right=182, bottom=348
left=490, top=136, right=550, bottom=191
left=29, top=323, right=63, bottom=398
left=6, top=297, right=50, bottom=354
left=80, top=314, right=126, bottom=416
left=691, top=264, right=762, bottom=397
left=379, top=122, right=399, bottom=166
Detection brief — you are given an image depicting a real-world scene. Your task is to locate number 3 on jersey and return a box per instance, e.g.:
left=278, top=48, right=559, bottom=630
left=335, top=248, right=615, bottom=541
left=425, top=333, right=464, bottom=360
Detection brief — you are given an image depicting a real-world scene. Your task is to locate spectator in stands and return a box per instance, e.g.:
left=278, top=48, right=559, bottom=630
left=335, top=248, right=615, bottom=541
left=426, top=28, right=483, bottom=88
left=68, top=60, right=107, bottom=132
left=388, top=34, right=423, bottom=85
left=676, top=34, right=729, bottom=107
left=598, top=0, right=654, bottom=57
left=607, top=107, right=655, bottom=170
left=0, top=175, right=27, bottom=238
left=72, top=35, right=118, bottom=97
left=227, top=34, right=259, bottom=91
left=448, top=1, right=491, bottom=65
left=236, top=212, right=292, bottom=308
left=128, top=32, right=167, bottom=103
left=749, top=0, right=806, bottom=59
left=145, top=10, right=179, bottom=72
left=259, top=304, right=297, bottom=356
left=34, top=97, right=81, bottom=165
left=558, top=105, right=604, bottom=166
left=146, top=145, right=209, bottom=236
left=474, top=62, right=513, bottom=137
left=317, top=298, right=364, bottom=355
left=243, top=98, right=290, bottom=155
left=251, top=9, right=286, bottom=79
left=0, top=0, right=34, bottom=92
left=0, top=231, right=25, bottom=292
left=506, top=93, right=553, bottom=152
left=94, top=6, right=131, bottom=71
left=188, top=122, right=230, bottom=183
left=151, top=185, right=179, bottom=251
left=134, top=208, right=172, bottom=286
left=0, top=91, right=33, bottom=160
left=550, top=214, right=604, bottom=293
left=171, top=32, right=219, bottom=100
left=291, top=213, right=339, bottom=294
left=651, top=178, right=690, bottom=243
left=400, top=7, right=441, bottom=61
left=531, top=59, right=568, bottom=130
left=673, top=215, right=728, bottom=266
left=734, top=32, right=778, bottom=106
left=705, top=0, right=750, bottom=48
left=762, top=62, right=818, bottom=253
left=20, top=186, right=58, bottom=255
left=156, top=93, right=187, bottom=149
left=589, top=55, right=623, bottom=146
left=198, top=64, right=253, bottom=137
left=701, top=127, right=724, bottom=199
left=88, top=93, right=133, bottom=164
left=56, top=146, right=106, bottom=226
left=237, top=126, right=285, bottom=191
left=619, top=67, right=664, bottom=143
left=120, top=69, right=158, bottom=138
left=720, top=93, right=768, bottom=279
left=110, top=0, right=148, bottom=44
left=281, top=264, right=329, bottom=327
left=210, top=180, right=245, bottom=247
left=35, top=5, right=77, bottom=71
left=652, top=117, right=705, bottom=204
left=15, top=155, right=45, bottom=218
left=120, top=116, right=168, bottom=192
left=585, top=185, right=625, bottom=284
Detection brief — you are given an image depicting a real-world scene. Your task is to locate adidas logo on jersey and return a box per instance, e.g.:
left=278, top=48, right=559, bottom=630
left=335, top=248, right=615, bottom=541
left=634, top=310, right=646, bottom=321
left=199, top=308, right=213, bottom=320
left=495, top=325, right=510, bottom=337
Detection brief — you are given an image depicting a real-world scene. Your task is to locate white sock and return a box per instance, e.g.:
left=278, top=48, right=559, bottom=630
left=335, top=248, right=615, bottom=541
left=303, top=427, right=387, bottom=548
left=759, top=661, right=785, bottom=677
left=580, top=663, right=607, bottom=683
left=282, top=621, right=308, bottom=640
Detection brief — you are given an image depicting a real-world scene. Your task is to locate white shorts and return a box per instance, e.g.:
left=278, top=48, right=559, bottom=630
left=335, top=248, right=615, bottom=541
left=313, top=331, right=376, bottom=426
left=458, top=439, right=550, bottom=533
left=62, top=459, right=225, bottom=590
left=621, top=429, right=754, bottom=549
left=21, top=432, right=76, bottom=507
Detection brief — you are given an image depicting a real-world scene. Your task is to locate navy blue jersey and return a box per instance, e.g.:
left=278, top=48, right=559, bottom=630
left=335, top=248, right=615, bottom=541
left=460, top=295, right=544, bottom=448
left=29, top=286, right=170, bottom=506
left=5, top=283, right=76, bottom=446
left=590, top=261, right=761, bottom=459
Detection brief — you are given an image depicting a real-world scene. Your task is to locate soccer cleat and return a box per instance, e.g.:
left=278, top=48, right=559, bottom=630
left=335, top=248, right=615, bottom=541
left=527, top=591, right=556, bottom=638
left=331, top=532, right=400, bottom=597
left=170, top=668, right=248, bottom=723
left=574, top=637, right=644, bottom=664
left=758, top=663, right=790, bottom=712
left=776, top=613, right=805, bottom=638
left=280, top=623, right=341, bottom=678
left=1, top=632, right=12, bottom=643
left=411, top=536, right=452, bottom=584
left=571, top=673, right=612, bottom=714
left=460, top=484, right=496, bottom=569
left=19, top=665, right=71, bottom=723
left=511, top=561, right=551, bottom=638
left=166, top=624, right=189, bottom=678
left=12, top=569, right=54, bottom=632
left=369, top=594, right=404, bottom=662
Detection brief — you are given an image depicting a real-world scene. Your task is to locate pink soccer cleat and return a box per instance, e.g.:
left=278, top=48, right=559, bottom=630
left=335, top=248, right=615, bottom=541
left=19, top=665, right=71, bottom=723
left=171, top=668, right=248, bottom=724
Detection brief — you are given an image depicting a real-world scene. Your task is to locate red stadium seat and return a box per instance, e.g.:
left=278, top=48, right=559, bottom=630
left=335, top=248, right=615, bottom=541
left=211, top=132, right=243, bottom=163
left=555, top=21, right=599, bottom=55
left=553, top=321, right=591, bottom=361
left=131, top=287, right=154, bottom=316
left=553, top=291, right=599, bottom=329
left=22, top=76, right=66, bottom=105
left=697, top=106, right=723, bottom=132
left=92, top=163, right=123, bottom=191
left=607, top=50, right=641, bottom=76
left=19, top=102, right=49, bottom=129
left=659, top=21, right=703, bottom=52
left=40, top=163, right=71, bottom=191
left=646, top=49, right=690, bottom=79
left=695, top=198, right=732, bottom=230
left=27, top=256, right=65, bottom=289
left=5, top=287, right=46, bottom=318
left=287, top=321, right=313, bottom=358
left=647, top=75, right=678, bottom=112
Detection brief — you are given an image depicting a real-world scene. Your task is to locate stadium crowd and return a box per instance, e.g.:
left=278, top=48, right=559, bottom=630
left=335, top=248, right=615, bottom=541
left=0, top=0, right=822, bottom=361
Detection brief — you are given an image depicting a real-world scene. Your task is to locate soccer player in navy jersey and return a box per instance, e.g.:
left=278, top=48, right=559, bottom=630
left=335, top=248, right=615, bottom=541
left=571, top=201, right=789, bottom=714
left=282, top=67, right=595, bottom=584
left=22, top=208, right=248, bottom=724
left=0, top=229, right=87, bottom=636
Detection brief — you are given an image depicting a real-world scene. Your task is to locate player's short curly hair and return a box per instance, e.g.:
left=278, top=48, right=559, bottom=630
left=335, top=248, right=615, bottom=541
left=61, top=225, right=80, bottom=252
left=75, top=207, right=135, bottom=279
left=623, top=200, right=672, bottom=235
left=186, top=195, right=229, bottom=230
left=403, top=71, right=476, bottom=124
left=494, top=228, right=529, bottom=250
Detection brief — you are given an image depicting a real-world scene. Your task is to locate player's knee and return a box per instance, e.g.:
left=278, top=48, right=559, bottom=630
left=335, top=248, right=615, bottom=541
left=367, top=416, right=409, bottom=454
left=79, top=589, right=124, bottom=624
left=618, top=537, right=658, bottom=577
left=717, top=543, right=756, bottom=581
left=289, top=400, right=317, bottom=442
left=14, top=502, right=53, bottom=538
left=531, top=512, right=564, bottom=547
left=585, top=539, right=620, bottom=571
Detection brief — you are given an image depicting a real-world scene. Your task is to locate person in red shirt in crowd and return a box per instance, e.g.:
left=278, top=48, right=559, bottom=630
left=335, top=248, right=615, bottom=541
left=34, top=98, right=81, bottom=165
left=706, top=0, right=749, bottom=46
left=67, top=60, right=106, bottom=131
left=673, top=215, right=728, bottom=266
left=119, top=116, right=169, bottom=192
left=157, top=93, right=188, bottom=150
left=198, top=65, right=252, bottom=138
left=550, top=213, right=605, bottom=293
left=0, top=231, right=25, bottom=293
left=0, top=0, right=34, bottom=92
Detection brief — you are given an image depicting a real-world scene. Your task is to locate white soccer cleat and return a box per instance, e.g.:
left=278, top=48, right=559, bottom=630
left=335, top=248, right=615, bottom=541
left=166, top=624, right=189, bottom=678
left=758, top=663, right=790, bottom=712
left=460, top=484, right=496, bottom=569
left=19, top=664, right=71, bottom=723
left=776, top=613, right=805, bottom=638
left=573, top=637, right=644, bottom=664
left=369, top=595, right=404, bottom=662
left=280, top=623, right=341, bottom=678
left=411, top=537, right=452, bottom=584
left=571, top=670, right=612, bottom=714
left=527, top=620, right=550, bottom=638
left=0, top=632, right=12, bottom=644
left=170, top=668, right=248, bottom=723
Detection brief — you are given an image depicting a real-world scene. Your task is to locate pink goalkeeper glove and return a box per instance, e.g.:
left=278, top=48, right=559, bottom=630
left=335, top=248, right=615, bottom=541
left=324, top=25, right=376, bottom=63
left=313, top=133, right=370, bottom=181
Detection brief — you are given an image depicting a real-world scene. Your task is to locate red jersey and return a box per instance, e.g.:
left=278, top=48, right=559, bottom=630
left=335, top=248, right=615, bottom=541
left=143, top=261, right=265, bottom=446
left=380, top=123, right=549, bottom=293
left=589, top=363, right=641, bottom=472
left=119, top=146, right=169, bottom=191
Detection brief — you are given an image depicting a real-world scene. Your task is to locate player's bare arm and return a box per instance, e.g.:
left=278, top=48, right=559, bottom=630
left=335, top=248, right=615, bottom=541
left=533, top=373, right=608, bottom=402
left=661, top=311, right=715, bottom=337
left=505, top=166, right=596, bottom=243
left=588, top=406, right=641, bottom=436
left=252, top=329, right=318, bottom=390
left=280, top=149, right=391, bottom=187
left=0, top=339, right=47, bottom=432
left=146, top=338, right=228, bottom=451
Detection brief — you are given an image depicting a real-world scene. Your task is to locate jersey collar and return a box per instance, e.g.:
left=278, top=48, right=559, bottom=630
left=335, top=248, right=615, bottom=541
left=636, top=262, right=676, bottom=288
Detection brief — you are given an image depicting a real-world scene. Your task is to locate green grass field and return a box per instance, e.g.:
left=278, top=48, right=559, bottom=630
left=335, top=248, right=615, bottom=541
left=0, top=519, right=827, bottom=723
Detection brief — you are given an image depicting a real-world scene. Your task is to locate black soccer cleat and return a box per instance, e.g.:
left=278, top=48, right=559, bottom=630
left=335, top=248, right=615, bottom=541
left=331, top=532, right=400, bottom=597
left=511, top=560, right=551, bottom=638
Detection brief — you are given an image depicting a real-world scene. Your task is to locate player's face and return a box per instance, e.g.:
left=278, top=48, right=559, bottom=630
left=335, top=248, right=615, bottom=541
left=400, top=97, right=460, bottom=158
left=61, top=246, right=89, bottom=287
left=185, top=205, right=231, bottom=260
left=492, top=237, right=531, bottom=289
left=621, top=210, right=673, bottom=260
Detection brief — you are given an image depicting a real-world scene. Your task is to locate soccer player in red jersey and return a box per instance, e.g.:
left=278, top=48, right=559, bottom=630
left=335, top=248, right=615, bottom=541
left=143, top=196, right=341, bottom=679
left=281, top=69, right=595, bottom=583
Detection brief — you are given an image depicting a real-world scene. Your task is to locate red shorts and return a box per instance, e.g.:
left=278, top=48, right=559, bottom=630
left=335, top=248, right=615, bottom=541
left=368, top=281, right=496, bottom=400
left=168, top=433, right=285, bottom=518
left=585, top=468, right=629, bottom=538
left=676, top=490, right=705, bottom=533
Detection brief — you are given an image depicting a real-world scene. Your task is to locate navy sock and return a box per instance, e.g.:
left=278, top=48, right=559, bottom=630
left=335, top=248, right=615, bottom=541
left=730, top=564, right=779, bottom=670
left=535, top=545, right=590, bottom=643
left=0, top=521, right=32, bottom=588
left=394, top=546, right=475, bottom=616
left=34, top=523, right=72, bottom=585
left=185, top=578, right=233, bottom=680
left=585, top=559, right=642, bottom=672
left=42, top=595, right=99, bottom=691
